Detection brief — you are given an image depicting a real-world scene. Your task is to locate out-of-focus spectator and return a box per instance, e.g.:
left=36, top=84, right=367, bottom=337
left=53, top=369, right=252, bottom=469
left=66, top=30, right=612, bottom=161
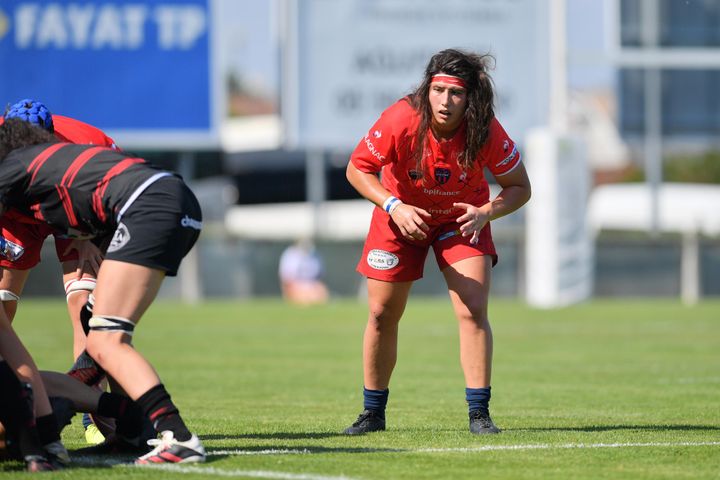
left=278, top=239, right=329, bottom=305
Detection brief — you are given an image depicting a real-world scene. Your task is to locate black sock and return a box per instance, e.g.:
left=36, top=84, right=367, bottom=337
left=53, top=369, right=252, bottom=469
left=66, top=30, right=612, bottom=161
left=465, top=386, right=491, bottom=415
left=363, top=387, right=389, bottom=418
left=35, top=414, right=60, bottom=445
left=98, top=392, right=144, bottom=438
left=135, top=384, right=191, bottom=441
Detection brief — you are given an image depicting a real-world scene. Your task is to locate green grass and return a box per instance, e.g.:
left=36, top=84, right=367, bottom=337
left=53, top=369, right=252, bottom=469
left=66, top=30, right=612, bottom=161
left=3, top=298, right=720, bottom=479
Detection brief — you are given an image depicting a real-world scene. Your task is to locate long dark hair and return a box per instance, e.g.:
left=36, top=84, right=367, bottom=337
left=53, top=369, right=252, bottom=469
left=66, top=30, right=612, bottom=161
left=0, top=118, right=57, bottom=161
left=407, top=48, right=495, bottom=176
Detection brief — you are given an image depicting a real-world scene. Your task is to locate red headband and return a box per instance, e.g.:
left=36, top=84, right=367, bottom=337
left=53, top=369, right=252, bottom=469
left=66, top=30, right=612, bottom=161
left=431, top=74, right=466, bottom=88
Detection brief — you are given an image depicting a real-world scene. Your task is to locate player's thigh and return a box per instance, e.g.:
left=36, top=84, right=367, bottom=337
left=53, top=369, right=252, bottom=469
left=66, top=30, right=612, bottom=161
left=0, top=268, right=31, bottom=297
left=92, top=260, right=165, bottom=323
left=442, top=255, right=492, bottom=319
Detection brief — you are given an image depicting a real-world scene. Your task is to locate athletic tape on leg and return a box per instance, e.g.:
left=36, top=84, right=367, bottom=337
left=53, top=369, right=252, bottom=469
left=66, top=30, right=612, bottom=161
left=0, top=289, right=20, bottom=302
left=88, top=315, right=135, bottom=336
left=80, top=294, right=95, bottom=336
left=64, top=278, right=96, bottom=301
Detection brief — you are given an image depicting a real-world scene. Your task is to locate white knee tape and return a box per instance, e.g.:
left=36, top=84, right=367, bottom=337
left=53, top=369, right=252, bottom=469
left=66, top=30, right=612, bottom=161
left=88, top=315, right=135, bottom=336
left=0, top=290, right=20, bottom=302
left=64, top=278, right=97, bottom=301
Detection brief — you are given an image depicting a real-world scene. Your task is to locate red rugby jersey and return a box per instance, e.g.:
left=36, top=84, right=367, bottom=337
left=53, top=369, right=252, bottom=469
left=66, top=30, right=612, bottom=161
left=350, top=99, right=521, bottom=226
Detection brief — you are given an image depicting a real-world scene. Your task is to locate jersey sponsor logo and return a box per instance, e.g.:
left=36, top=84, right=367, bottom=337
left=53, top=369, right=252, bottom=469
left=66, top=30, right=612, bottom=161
left=107, top=222, right=130, bottom=253
left=363, top=134, right=386, bottom=162
left=429, top=207, right=454, bottom=215
left=434, top=167, right=451, bottom=185
left=423, top=188, right=458, bottom=196
left=366, top=249, right=399, bottom=270
left=495, top=144, right=518, bottom=169
left=180, top=214, right=202, bottom=230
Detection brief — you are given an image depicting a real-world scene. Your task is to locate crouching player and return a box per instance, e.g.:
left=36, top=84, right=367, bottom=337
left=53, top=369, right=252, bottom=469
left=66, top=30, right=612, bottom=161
left=0, top=119, right=206, bottom=464
left=2, top=99, right=117, bottom=444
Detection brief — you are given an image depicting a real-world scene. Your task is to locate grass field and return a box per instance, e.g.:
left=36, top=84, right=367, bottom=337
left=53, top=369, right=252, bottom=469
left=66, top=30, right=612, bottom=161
left=2, top=298, right=719, bottom=479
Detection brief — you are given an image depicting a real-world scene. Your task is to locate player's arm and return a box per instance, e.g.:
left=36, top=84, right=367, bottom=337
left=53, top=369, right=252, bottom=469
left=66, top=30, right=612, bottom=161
left=454, top=162, right=531, bottom=243
left=485, top=161, right=531, bottom=220
left=346, top=162, right=431, bottom=241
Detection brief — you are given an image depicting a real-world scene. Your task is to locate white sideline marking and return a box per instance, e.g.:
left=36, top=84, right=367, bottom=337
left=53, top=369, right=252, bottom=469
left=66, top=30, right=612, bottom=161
left=211, top=448, right=312, bottom=456
left=415, top=441, right=720, bottom=453
left=73, top=442, right=720, bottom=479
left=206, top=441, right=720, bottom=457
left=130, top=464, right=357, bottom=480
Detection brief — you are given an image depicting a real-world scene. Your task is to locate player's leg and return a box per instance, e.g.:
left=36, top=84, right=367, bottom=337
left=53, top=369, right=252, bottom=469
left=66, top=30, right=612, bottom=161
left=0, top=267, right=29, bottom=323
left=58, top=236, right=112, bottom=444
left=442, top=254, right=500, bottom=434
left=0, top=314, right=69, bottom=463
left=343, top=279, right=412, bottom=435
left=61, top=264, right=95, bottom=360
left=0, top=362, right=58, bottom=471
left=86, top=259, right=204, bottom=463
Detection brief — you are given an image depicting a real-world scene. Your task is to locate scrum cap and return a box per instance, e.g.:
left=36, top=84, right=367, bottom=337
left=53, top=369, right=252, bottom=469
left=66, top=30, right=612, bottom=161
left=4, top=98, right=54, bottom=132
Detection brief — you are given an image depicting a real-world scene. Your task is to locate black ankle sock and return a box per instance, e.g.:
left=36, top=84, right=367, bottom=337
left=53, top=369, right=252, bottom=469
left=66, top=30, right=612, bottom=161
left=362, top=387, right=389, bottom=418
left=465, top=386, right=491, bottom=415
left=136, top=384, right=191, bottom=441
left=98, top=392, right=143, bottom=438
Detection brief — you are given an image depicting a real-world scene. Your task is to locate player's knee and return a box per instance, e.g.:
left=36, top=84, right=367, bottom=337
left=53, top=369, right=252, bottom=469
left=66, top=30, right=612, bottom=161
left=0, top=289, right=20, bottom=303
left=367, top=303, right=402, bottom=327
left=88, top=315, right=135, bottom=338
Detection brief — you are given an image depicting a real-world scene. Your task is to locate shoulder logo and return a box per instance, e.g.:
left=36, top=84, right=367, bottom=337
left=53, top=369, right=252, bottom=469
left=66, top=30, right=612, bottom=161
left=366, top=249, right=399, bottom=270
left=373, top=130, right=382, bottom=138
left=503, top=140, right=509, bottom=152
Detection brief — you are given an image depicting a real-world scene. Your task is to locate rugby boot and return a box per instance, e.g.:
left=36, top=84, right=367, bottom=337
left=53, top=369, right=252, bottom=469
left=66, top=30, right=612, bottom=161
left=343, top=409, right=386, bottom=435
left=469, top=409, right=501, bottom=434
left=136, top=431, right=206, bottom=464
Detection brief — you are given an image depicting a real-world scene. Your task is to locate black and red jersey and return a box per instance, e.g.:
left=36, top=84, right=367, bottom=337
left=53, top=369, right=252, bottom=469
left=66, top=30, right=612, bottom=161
left=0, top=142, right=173, bottom=239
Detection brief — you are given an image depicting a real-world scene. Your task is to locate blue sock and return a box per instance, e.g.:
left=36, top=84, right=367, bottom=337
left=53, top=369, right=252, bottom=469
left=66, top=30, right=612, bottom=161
left=363, top=387, right=389, bottom=417
left=465, top=387, right=491, bottom=414
left=82, top=412, right=93, bottom=429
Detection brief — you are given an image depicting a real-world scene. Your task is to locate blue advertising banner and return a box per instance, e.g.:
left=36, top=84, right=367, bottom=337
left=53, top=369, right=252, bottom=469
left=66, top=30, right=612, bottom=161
left=0, top=0, right=219, bottom=148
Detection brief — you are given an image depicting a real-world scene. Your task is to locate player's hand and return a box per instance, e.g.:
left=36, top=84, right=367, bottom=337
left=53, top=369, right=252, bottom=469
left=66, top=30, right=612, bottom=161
left=454, top=202, right=491, bottom=245
left=390, top=203, right=431, bottom=241
left=64, top=240, right=103, bottom=279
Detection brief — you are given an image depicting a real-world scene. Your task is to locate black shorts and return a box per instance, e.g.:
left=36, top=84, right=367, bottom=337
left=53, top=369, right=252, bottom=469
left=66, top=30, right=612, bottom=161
left=104, top=176, right=202, bottom=276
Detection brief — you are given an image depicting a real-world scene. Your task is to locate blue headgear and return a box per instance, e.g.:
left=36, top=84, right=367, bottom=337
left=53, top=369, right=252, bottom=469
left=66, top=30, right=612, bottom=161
left=4, top=99, right=54, bottom=132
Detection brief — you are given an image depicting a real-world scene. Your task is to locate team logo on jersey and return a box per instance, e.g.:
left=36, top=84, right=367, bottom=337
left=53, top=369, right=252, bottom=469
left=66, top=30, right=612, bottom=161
left=373, top=130, right=382, bottom=138
left=408, top=169, right=423, bottom=180
left=107, top=222, right=130, bottom=253
left=503, top=140, right=510, bottom=152
left=366, top=249, right=399, bottom=270
left=434, top=167, right=451, bottom=184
